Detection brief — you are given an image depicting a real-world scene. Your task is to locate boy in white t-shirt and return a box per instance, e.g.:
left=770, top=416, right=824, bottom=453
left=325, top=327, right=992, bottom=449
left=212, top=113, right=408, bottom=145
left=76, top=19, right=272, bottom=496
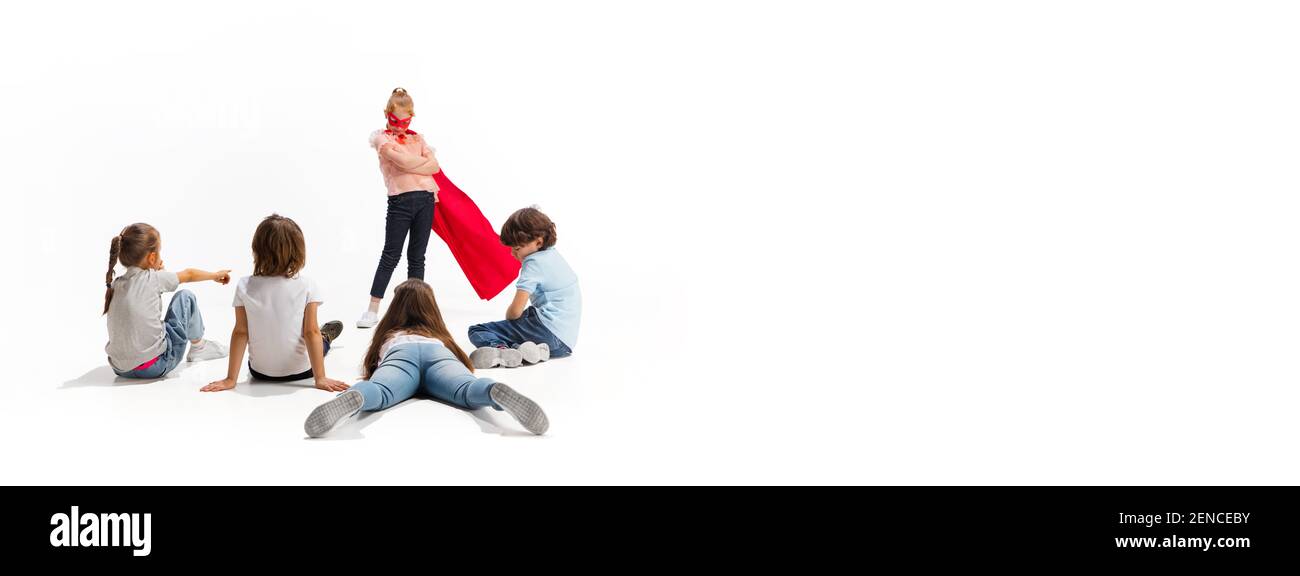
left=202, top=215, right=350, bottom=392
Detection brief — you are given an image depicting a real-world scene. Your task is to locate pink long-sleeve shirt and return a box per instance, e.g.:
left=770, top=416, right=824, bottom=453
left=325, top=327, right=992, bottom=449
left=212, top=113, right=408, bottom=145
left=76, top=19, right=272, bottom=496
left=369, top=130, right=441, bottom=198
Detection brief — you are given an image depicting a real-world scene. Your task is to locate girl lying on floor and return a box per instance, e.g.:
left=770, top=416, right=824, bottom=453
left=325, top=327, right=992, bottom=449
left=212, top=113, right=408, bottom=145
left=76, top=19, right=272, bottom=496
left=304, top=279, right=549, bottom=438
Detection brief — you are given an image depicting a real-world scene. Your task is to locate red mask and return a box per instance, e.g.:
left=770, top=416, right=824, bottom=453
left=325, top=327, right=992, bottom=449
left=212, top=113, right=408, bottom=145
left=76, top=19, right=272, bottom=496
left=385, top=113, right=416, bottom=143
left=386, top=112, right=412, bottom=129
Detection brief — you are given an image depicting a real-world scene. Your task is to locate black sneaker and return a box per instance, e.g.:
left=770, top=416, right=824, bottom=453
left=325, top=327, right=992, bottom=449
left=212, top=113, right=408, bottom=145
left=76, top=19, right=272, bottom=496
left=321, top=321, right=343, bottom=343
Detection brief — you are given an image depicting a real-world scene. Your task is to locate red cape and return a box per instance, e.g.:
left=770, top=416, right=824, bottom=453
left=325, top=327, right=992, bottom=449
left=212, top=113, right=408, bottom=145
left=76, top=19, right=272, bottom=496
left=430, top=171, right=521, bottom=300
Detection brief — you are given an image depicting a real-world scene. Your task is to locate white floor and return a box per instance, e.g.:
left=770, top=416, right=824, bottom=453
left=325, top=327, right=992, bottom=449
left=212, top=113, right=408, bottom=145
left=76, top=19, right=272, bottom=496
left=7, top=3, right=1300, bottom=485
left=11, top=273, right=740, bottom=483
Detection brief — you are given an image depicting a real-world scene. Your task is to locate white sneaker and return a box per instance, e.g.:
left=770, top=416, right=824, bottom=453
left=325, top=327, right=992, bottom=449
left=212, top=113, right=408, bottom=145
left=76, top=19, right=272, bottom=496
left=357, top=310, right=379, bottom=329
left=470, top=346, right=523, bottom=368
left=518, top=342, right=551, bottom=364
left=187, top=339, right=229, bottom=362
left=470, top=347, right=502, bottom=369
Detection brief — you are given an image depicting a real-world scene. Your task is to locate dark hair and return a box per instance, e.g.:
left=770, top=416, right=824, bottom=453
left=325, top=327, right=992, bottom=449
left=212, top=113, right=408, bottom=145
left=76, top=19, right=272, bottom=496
left=104, top=223, right=161, bottom=315
left=499, top=206, right=557, bottom=249
left=362, top=279, right=473, bottom=379
left=252, top=214, right=307, bottom=278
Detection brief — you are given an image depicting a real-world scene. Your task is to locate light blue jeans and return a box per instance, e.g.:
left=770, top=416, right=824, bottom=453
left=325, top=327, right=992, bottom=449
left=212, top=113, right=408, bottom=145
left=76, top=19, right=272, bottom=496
left=352, top=342, right=501, bottom=412
left=114, top=290, right=204, bottom=379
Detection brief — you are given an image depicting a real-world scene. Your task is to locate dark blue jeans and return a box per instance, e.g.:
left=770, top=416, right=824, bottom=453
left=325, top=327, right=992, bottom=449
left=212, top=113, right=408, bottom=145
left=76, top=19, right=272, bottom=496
left=370, top=190, right=434, bottom=299
left=467, top=307, right=572, bottom=358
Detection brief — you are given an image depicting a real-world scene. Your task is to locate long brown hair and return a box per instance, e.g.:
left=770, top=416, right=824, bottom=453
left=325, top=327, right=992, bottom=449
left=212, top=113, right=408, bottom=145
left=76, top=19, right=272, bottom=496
left=104, top=223, right=160, bottom=315
left=252, top=214, right=306, bottom=277
left=362, top=279, right=473, bottom=379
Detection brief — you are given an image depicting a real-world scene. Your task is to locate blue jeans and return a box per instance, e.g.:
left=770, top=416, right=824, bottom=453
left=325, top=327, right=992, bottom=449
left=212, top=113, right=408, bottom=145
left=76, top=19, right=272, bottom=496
left=352, top=342, right=500, bottom=412
left=114, top=290, right=205, bottom=379
left=467, top=307, right=572, bottom=357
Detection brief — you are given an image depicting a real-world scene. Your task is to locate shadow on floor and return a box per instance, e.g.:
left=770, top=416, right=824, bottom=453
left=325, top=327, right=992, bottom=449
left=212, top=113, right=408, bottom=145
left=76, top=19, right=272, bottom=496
left=425, top=396, right=536, bottom=437
left=307, top=397, right=538, bottom=439
left=309, top=403, right=392, bottom=441
left=62, top=366, right=542, bottom=439
left=60, top=365, right=178, bottom=388
left=234, top=379, right=319, bottom=398
left=463, top=406, right=537, bottom=438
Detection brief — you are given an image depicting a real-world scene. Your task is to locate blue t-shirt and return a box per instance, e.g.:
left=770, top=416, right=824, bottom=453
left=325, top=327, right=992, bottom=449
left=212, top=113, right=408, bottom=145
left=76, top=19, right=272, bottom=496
left=517, top=248, right=582, bottom=349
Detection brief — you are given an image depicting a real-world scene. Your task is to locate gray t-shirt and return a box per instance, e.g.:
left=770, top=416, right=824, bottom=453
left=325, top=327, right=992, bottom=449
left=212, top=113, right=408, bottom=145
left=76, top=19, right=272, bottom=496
left=105, top=267, right=180, bottom=371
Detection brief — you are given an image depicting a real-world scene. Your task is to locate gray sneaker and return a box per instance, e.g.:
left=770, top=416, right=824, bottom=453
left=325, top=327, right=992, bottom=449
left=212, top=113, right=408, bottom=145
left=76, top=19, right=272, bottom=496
left=304, top=390, right=364, bottom=438
left=489, top=383, right=549, bottom=435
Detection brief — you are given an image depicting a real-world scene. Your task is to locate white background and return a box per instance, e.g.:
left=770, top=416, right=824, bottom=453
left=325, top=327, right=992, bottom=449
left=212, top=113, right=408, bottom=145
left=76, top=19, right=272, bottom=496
left=1, top=1, right=1298, bottom=484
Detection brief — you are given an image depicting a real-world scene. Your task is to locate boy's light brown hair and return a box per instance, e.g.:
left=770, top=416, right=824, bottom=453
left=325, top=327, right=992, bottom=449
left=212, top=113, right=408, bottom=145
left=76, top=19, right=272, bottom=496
left=499, top=206, right=557, bottom=249
left=252, top=214, right=306, bottom=278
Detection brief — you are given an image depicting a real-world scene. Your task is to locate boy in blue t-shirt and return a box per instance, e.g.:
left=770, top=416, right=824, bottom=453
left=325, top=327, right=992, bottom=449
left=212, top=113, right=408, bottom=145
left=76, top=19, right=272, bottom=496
left=469, top=207, right=582, bottom=368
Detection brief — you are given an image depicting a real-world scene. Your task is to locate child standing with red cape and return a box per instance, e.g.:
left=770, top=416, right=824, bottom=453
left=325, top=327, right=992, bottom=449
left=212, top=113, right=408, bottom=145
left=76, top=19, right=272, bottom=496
left=359, top=88, right=519, bottom=328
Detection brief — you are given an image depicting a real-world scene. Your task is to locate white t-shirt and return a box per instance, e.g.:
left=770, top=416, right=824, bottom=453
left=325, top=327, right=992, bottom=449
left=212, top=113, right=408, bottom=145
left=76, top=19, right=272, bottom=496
left=233, top=275, right=323, bottom=377
left=379, top=330, right=442, bottom=360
